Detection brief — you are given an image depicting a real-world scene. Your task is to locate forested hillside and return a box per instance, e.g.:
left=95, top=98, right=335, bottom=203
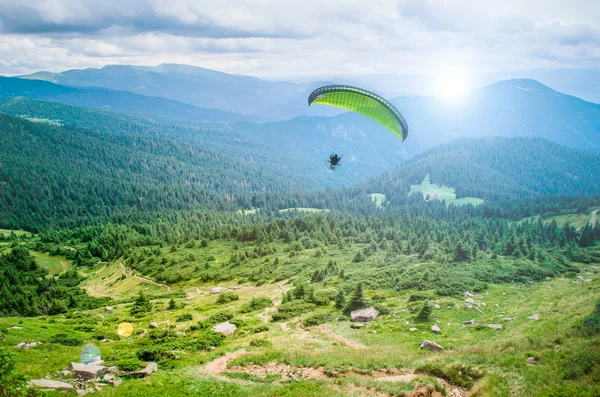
left=0, top=113, right=301, bottom=231
left=0, top=76, right=256, bottom=123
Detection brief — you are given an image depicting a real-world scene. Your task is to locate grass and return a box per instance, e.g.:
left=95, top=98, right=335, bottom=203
left=409, top=175, right=484, bottom=206
left=518, top=207, right=600, bottom=229
left=29, top=251, right=72, bottom=275
left=278, top=208, right=329, bottom=214
left=368, top=193, right=386, bottom=208
left=0, top=229, right=29, bottom=237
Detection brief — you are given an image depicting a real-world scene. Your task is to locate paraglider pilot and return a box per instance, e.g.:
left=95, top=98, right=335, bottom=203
left=328, top=153, right=343, bottom=169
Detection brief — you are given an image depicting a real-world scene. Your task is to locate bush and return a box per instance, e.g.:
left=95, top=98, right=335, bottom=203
left=301, top=312, right=331, bottom=327
left=176, top=313, right=193, bottom=322
left=272, top=301, right=316, bottom=321
left=130, top=291, right=152, bottom=317
left=416, top=302, right=433, bottom=322
left=137, top=347, right=176, bottom=362
left=417, top=362, right=484, bottom=388
left=185, top=332, right=224, bottom=351
left=249, top=338, right=272, bottom=348
left=49, top=333, right=83, bottom=346
left=249, top=325, right=269, bottom=333
left=216, top=292, right=239, bottom=304
left=113, top=357, right=144, bottom=372
left=583, top=300, right=600, bottom=335
left=0, top=347, right=31, bottom=397
left=239, top=297, right=273, bottom=313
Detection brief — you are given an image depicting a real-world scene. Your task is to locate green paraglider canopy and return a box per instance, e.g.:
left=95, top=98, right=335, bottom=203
left=308, top=85, right=408, bottom=142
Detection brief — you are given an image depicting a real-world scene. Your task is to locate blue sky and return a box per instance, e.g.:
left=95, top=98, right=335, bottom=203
left=0, top=0, right=599, bottom=79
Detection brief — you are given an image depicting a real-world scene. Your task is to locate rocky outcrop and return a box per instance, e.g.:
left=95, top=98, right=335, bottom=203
left=419, top=340, right=445, bottom=352
left=212, top=322, right=237, bottom=336
left=68, top=362, right=106, bottom=380
left=131, top=362, right=158, bottom=378
left=210, top=287, right=228, bottom=294
left=350, top=307, right=379, bottom=322
left=29, top=379, right=73, bottom=390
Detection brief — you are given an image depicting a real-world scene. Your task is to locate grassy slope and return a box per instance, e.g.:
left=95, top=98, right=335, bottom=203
left=518, top=207, right=600, bottom=229
left=409, top=175, right=485, bottom=206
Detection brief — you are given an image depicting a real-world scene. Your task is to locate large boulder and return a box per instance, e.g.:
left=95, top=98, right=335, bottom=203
left=419, top=340, right=445, bottom=352
left=68, top=362, right=106, bottom=380
left=350, top=307, right=379, bottom=322
left=212, top=322, right=237, bottom=336
left=131, top=362, right=158, bottom=378
left=210, top=287, right=227, bottom=294
left=29, top=379, right=73, bottom=390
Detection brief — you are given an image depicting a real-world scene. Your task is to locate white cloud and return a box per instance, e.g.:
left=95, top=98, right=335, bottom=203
left=0, top=0, right=598, bottom=79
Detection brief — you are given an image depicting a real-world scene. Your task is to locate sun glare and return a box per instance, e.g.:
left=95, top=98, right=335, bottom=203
left=434, top=69, right=468, bottom=98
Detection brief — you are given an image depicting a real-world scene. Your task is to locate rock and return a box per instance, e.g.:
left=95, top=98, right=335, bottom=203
left=212, top=322, right=237, bottom=336
left=76, top=389, right=89, bottom=396
left=350, top=323, right=364, bottom=329
left=210, top=287, right=227, bottom=294
left=585, top=279, right=592, bottom=283
left=103, top=374, right=115, bottom=382
left=107, top=366, right=120, bottom=375
left=527, top=357, right=536, bottom=365
left=29, top=379, right=73, bottom=390
left=502, top=317, right=514, bottom=321
left=409, top=327, right=418, bottom=331
left=174, top=355, right=181, bottom=360
left=473, top=306, right=485, bottom=315
left=433, top=313, right=440, bottom=318
left=505, top=346, right=515, bottom=352
left=131, top=362, right=158, bottom=378
left=350, top=307, right=380, bottom=322
left=463, top=319, right=475, bottom=326
left=375, top=374, right=418, bottom=382
left=528, top=314, right=540, bottom=320
left=68, top=363, right=106, bottom=380
left=433, top=304, right=441, bottom=309
left=431, top=324, right=441, bottom=334
left=465, top=298, right=475, bottom=304
left=96, top=314, right=104, bottom=320
left=486, top=324, right=503, bottom=330
left=149, top=321, right=159, bottom=329
left=9, top=326, right=23, bottom=329
left=104, top=306, right=114, bottom=312
left=464, top=292, right=475, bottom=297
left=58, top=370, right=72, bottom=378
left=108, top=379, right=122, bottom=387
left=419, top=340, right=445, bottom=352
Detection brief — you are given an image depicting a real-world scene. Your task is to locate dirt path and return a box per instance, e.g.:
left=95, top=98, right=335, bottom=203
left=118, top=260, right=173, bottom=292
left=319, top=324, right=365, bottom=349
left=201, top=349, right=247, bottom=379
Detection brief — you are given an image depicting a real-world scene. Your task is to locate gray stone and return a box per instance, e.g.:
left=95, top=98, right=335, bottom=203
left=502, top=317, right=514, bottom=321
left=464, top=292, right=475, bottom=297
left=465, top=298, right=475, bottom=304
left=212, top=322, right=237, bottom=336
left=528, top=314, right=540, bottom=320
left=486, top=324, right=503, bottom=330
left=527, top=357, right=536, bottom=365
left=419, top=340, right=445, bottom=352
left=29, top=379, right=73, bottom=390
left=210, top=287, right=227, bottom=294
left=433, top=304, right=441, bottom=309
left=131, top=362, right=158, bottom=378
left=431, top=324, right=441, bottom=334
left=462, top=319, right=475, bottom=326
left=409, top=327, right=418, bottom=332
left=149, top=321, right=159, bottom=328
left=104, top=306, right=114, bottom=312
left=350, top=322, right=364, bottom=329
left=109, top=379, right=122, bottom=387
left=107, top=366, right=120, bottom=375
left=58, top=370, right=72, bottom=378
left=68, top=363, right=106, bottom=380
left=350, top=307, right=380, bottom=322
left=102, top=374, right=115, bottom=382
left=473, top=306, right=485, bottom=315
left=76, top=389, right=89, bottom=396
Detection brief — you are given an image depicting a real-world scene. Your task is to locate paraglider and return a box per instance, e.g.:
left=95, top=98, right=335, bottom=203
left=328, top=153, right=343, bottom=169
left=308, top=85, right=409, bottom=168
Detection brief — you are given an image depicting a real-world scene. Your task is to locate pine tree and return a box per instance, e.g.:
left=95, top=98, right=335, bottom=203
left=344, top=283, right=366, bottom=314
left=334, top=290, right=346, bottom=310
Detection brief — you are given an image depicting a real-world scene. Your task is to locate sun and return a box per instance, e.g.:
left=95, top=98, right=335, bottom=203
left=434, top=69, right=468, bottom=98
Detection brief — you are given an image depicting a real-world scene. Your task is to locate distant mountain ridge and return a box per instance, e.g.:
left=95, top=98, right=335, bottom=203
left=0, top=75, right=258, bottom=123
left=19, top=64, right=340, bottom=121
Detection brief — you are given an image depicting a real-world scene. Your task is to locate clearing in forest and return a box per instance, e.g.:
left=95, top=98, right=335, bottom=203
left=409, top=175, right=484, bottom=206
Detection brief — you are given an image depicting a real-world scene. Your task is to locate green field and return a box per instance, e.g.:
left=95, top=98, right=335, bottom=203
left=409, top=175, right=485, bottom=206
left=278, top=207, right=329, bottom=214
left=368, top=193, right=386, bottom=208
left=518, top=208, right=599, bottom=229
left=29, top=251, right=73, bottom=275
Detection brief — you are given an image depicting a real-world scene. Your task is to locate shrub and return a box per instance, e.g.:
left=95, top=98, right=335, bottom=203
left=239, top=297, right=273, bottom=313
left=216, top=292, right=239, bottom=304
left=416, top=302, right=433, bottom=322
left=301, top=312, right=331, bottom=327
left=417, top=363, right=484, bottom=388
left=176, top=313, right=193, bottom=322
left=272, top=301, right=316, bottom=321
left=130, top=291, right=152, bottom=317
left=137, top=347, right=176, bottom=362
left=113, top=358, right=144, bottom=372
left=583, top=300, right=600, bottom=335
left=49, top=333, right=83, bottom=346
left=185, top=332, right=224, bottom=351
left=0, top=347, right=30, bottom=397
left=249, top=338, right=273, bottom=348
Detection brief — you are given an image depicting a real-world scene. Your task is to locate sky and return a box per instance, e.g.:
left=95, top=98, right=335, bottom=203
left=0, top=0, right=599, bottom=81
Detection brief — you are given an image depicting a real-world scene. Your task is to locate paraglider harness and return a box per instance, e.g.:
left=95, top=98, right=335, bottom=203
left=328, top=153, right=343, bottom=169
